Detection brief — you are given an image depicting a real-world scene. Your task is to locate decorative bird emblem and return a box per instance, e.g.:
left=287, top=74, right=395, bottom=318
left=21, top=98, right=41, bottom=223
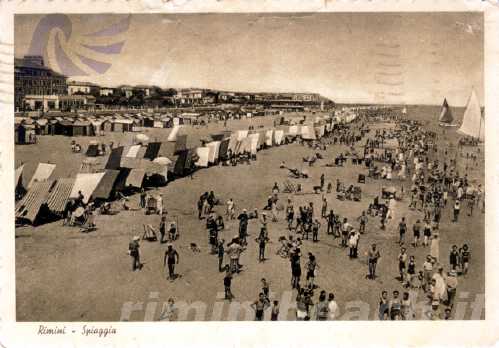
left=27, top=14, right=131, bottom=76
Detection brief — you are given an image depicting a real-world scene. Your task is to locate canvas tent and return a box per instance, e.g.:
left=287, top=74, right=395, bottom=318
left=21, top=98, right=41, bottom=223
left=219, top=138, right=230, bottom=159
left=301, top=125, right=316, bottom=140
left=113, top=168, right=131, bottom=192
left=125, top=145, right=142, bottom=158
left=70, top=172, right=106, bottom=204
left=237, top=130, right=249, bottom=141
left=248, top=133, right=260, bottom=155
left=16, top=180, right=54, bottom=224
left=227, top=135, right=239, bottom=154
left=15, top=164, right=24, bottom=192
left=27, top=163, right=56, bottom=189
left=211, top=133, right=226, bottom=141
left=265, top=130, right=274, bottom=147
left=195, top=147, right=210, bottom=167
left=91, top=170, right=120, bottom=200
left=288, top=125, right=299, bottom=136
left=143, top=142, right=162, bottom=160
left=125, top=169, right=146, bottom=188
left=46, top=178, right=75, bottom=215
left=175, top=135, right=188, bottom=154
left=80, top=157, right=100, bottom=173
left=206, top=141, right=221, bottom=163
left=274, top=130, right=285, bottom=145
left=105, top=146, right=124, bottom=170
left=237, top=137, right=252, bottom=155
left=458, top=89, right=484, bottom=141
left=167, top=125, right=181, bottom=142
left=173, top=150, right=189, bottom=176
left=439, top=98, right=454, bottom=124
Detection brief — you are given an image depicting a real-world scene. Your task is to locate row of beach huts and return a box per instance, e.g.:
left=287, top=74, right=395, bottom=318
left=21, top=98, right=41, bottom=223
left=15, top=112, right=359, bottom=226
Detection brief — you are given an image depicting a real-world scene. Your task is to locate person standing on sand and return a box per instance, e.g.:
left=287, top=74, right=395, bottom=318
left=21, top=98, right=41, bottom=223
left=157, top=193, right=164, bottom=215
left=139, top=188, right=146, bottom=209
left=453, top=200, right=460, bottom=222
left=367, top=244, right=380, bottom=280
left=357, top=211, right=368, bottom=234
left=223, top=267, right=233, bottom=301
left=164, top=243, right=179, bottom=281
left=159, top=215, right=166, bottom=243
left=217, top=239, right=225, bottom=272
left=326, top=210, right=335, bottom=235
left=430, top=234, right=440, bottom=263
left=238, top=209, right=249, bottom=246
left=128, top=236, right=141, bottom=271
left=159, top=298, right=177, bottom=321
left=321, top=197, right=328, bottom=218
left=256, top=228, right=269, bottom=262
left=251, top=293, right=270, bottom=321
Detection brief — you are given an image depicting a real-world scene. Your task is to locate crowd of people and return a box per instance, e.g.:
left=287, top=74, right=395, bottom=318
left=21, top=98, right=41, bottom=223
left=125, top=112, right=483, bottom=321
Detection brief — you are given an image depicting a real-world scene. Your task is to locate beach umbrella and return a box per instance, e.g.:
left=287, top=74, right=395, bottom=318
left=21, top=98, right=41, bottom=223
left=153, top=157, right=173, bottom=166
left=134, top=133, right=150, bottom=144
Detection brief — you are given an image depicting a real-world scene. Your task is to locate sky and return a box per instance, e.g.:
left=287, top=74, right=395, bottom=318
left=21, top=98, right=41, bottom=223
left=14, top=13, right=483, bottom=106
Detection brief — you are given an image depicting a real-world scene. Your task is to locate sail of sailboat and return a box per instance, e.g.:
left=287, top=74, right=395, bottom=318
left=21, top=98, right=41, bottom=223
left=438, top=98, right=454, bottom=125
left=457, top=89, right=484, bottom=141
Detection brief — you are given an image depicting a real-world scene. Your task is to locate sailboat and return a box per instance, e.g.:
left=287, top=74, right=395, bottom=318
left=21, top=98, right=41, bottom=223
left=457, top=88, right=484, bottom=142
left=438, top=98, right=457, bottom=127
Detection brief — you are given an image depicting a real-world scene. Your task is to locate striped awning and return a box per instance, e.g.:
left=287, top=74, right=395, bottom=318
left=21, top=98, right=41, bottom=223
left=46, top=178, right=75, bottom=215
left=15, top=180, right=54, bottom=224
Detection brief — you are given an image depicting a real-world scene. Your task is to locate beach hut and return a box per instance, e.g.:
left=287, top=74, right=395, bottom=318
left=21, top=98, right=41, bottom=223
left=35, top=118, right=49, bottom=135
left=90, top=119, right=104, bottom=136
left=112, top=119, right=133, bottom=132
left=54, top=120, right=74, bottom=136
left=72, top=120, right=92, bottom=136
left=143, top=116, right=154, bottom=128
left=101, top=119, right=113, bottom=133
left=86, top=140, right=101, bottom=157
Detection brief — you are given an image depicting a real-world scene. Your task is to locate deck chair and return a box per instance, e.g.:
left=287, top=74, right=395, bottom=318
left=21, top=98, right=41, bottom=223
left=283, top=180, right=296, bottom=193
left=358, top=174, right=366, bottom=184
left=80, top=213, right=97, bottom=233
left=142, top=224, right=158, bottom=241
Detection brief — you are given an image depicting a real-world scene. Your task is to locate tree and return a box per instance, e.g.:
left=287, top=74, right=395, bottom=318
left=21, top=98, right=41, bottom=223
left=160, top=88, right=177, bottom=97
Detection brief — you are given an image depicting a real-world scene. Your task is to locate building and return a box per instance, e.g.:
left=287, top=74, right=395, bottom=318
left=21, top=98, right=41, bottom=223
left=67, top=81, right=96, bottom=95
left=174, top=89, right=204, bottom=105
left=99, top=87, right=115, bottom=97
left=118, top=85, right=134, bottom=98
left=23, top=94, right=96, bottom=112
left=292, top=93, right=321, bottom=102
left=219, top=92, right=235, bottom=102
left=134, top=85, right=151, bottom=97
left=14, top=55, right=67, bottom=111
